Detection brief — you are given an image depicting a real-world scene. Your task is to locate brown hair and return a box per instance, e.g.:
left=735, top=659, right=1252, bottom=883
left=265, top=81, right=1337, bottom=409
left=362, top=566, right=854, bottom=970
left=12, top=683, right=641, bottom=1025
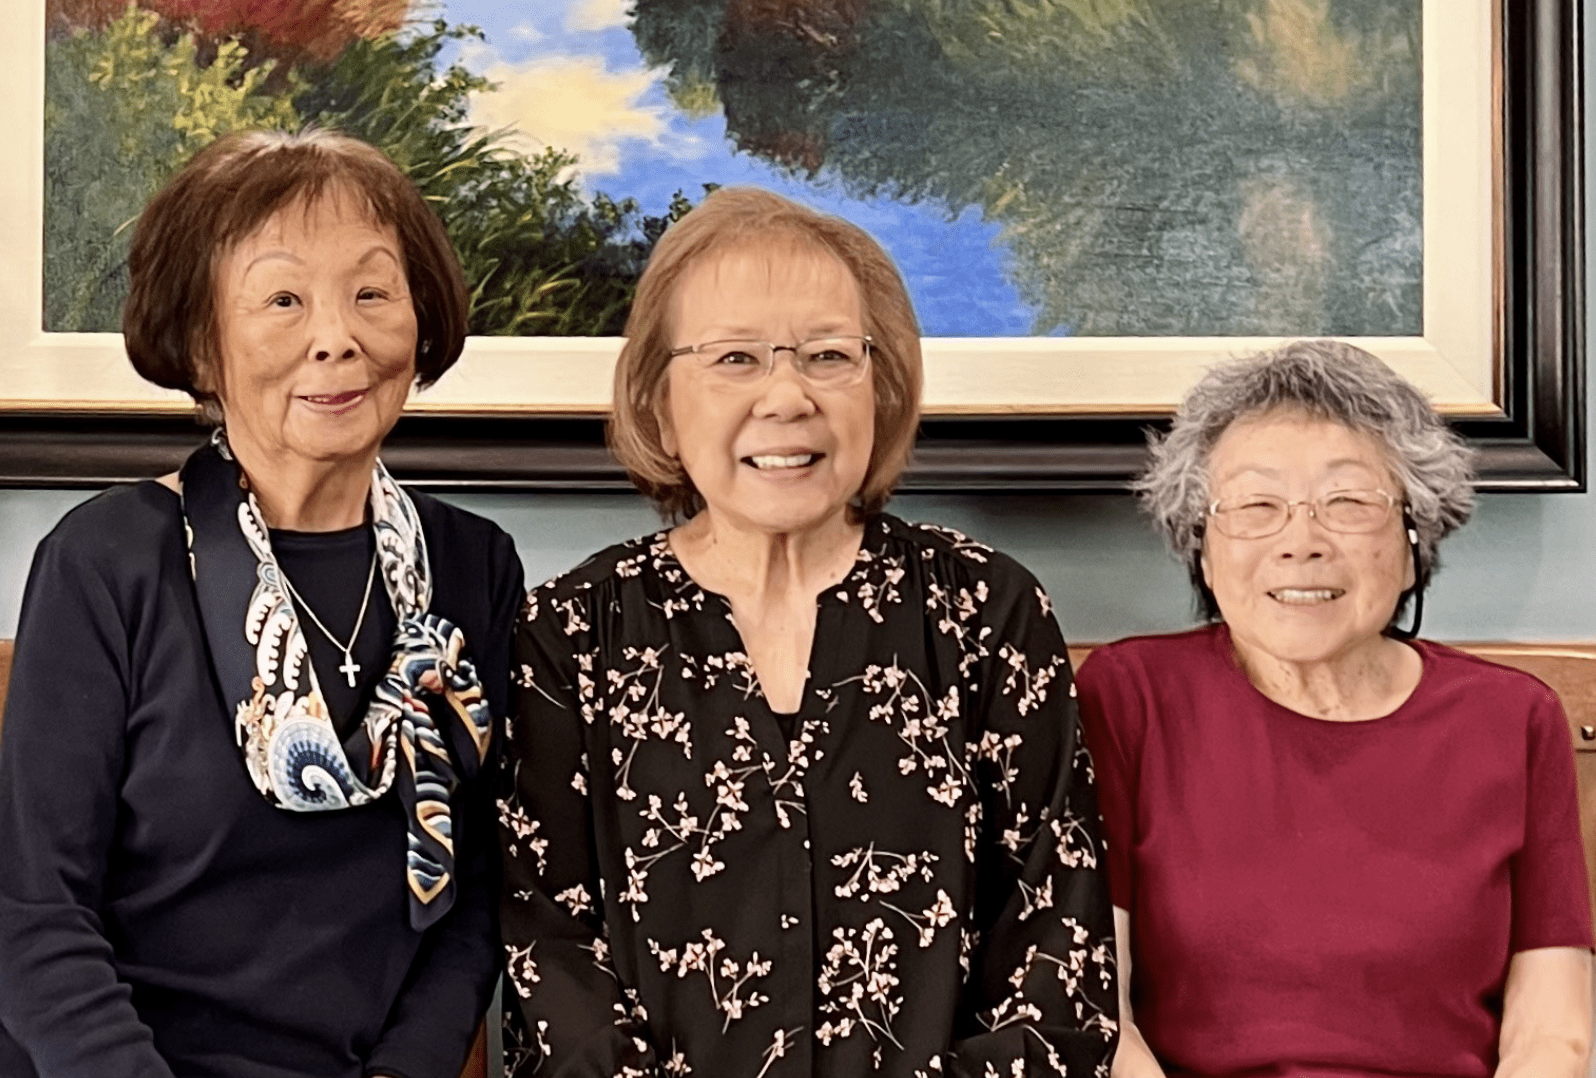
left=123, top=128, right=468, bottom=412
left=610, top=186, right=923, bottom=520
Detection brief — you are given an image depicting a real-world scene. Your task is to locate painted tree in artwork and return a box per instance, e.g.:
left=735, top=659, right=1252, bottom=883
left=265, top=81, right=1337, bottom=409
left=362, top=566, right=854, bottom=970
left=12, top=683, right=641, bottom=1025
left=44, top=4, right=692, bottom=334
left=289, top=21, right=701, bottom=335
left=144, top=0, right=410, bottom=64
left=43, top=6, right=297, bottom=332
left=48, top=0, right=408, bottom=65
left=42, top=0, right=398, bottom=332
left=632, top=0, right=1421, bottom=336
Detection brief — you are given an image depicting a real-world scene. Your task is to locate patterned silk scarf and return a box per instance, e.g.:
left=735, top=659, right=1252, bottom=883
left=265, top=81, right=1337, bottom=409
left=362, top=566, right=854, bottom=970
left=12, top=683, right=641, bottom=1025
left=181, top=431, right=491, bottom=930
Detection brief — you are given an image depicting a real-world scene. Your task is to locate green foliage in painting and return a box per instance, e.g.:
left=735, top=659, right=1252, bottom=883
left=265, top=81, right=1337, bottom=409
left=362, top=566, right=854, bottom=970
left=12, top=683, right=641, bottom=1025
left=45, top=9, right=696, bottom=337
left=44, top=5, right=297, bottom=331
left=292, top=20, right=700, bottom=336
left=632, top=0, right=1422, bottom=337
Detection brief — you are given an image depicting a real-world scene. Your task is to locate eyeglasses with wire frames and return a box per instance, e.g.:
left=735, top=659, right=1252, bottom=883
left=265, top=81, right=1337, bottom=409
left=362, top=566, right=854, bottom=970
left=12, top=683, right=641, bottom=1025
left=667, top=336, right=873, bottom=387
left=1206, top=489, right=1402, bottom=540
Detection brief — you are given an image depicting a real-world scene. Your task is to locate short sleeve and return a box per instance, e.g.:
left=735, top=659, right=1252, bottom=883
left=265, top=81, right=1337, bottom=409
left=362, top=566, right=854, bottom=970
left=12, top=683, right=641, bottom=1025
left=1510, top=685, right=1594, bottom=952
left=1074, top=646, right=1142, bottom=912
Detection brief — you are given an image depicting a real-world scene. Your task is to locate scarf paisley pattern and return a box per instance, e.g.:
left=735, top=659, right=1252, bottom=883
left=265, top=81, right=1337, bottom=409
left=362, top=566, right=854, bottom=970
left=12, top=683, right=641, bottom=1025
left=182, top=431, right=491, bottom=930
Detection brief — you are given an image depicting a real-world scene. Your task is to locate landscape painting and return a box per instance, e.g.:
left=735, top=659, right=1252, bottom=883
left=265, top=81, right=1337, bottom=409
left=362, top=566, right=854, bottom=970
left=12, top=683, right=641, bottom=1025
left=43, top=0, right=1423, bottom=343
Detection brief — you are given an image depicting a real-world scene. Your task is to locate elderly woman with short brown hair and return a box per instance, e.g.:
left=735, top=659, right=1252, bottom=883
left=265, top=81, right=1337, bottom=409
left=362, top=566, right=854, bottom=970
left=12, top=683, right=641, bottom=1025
left=0, top=130, right=522, bottom=1078
left=499, top=186, right=1117, bottom=1078
left=1078, top=340, right=1593, bottom=1078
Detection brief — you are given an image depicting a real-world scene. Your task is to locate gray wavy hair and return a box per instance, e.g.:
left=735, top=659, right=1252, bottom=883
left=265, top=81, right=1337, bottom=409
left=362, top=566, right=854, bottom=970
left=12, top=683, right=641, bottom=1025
left=1136, top=339, right=1476, bottom=620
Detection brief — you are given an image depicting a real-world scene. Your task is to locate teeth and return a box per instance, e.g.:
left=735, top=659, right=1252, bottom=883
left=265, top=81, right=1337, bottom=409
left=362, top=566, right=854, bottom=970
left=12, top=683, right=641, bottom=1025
left=1270, top=588, right=1343, bottom=604
left=748, top=453, right=818, bottom=470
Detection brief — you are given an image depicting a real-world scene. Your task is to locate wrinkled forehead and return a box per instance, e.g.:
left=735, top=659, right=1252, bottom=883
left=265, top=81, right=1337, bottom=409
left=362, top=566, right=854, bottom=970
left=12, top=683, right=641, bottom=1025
left=1208, top=405, right=1403, bottom=488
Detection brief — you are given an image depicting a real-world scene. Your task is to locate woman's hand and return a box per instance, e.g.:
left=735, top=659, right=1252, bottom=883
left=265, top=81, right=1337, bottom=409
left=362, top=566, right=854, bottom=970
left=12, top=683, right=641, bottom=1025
left=1493, top=946, right=1592, bottom=1078
left=1111, top=907, right=1170, bottom=1078
left=1113, top=1022, right=1168, bottom=1078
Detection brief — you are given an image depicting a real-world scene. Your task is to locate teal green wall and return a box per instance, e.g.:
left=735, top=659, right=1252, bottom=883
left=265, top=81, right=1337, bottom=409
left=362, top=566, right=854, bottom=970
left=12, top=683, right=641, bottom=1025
left=2, top=436, right=1591, bottom=643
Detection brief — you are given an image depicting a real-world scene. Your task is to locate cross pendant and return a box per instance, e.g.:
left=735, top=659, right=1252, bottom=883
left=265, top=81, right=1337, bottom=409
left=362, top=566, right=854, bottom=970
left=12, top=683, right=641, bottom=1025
left=339, top=654, right=360, bottom=687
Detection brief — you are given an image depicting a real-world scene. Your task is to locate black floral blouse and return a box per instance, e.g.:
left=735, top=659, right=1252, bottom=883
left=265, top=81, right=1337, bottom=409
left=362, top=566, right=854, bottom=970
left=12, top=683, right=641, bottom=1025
left=499, top=514, right=1117, bottom=1078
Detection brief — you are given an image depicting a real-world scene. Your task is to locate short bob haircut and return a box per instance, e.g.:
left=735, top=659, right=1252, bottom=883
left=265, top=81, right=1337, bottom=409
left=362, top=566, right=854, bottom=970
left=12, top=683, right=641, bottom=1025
left=609, top=186, right=923, bottom=521
left=1136, top=339, right=1476, bottom=621
left=123, top=129, right=469, bottom=415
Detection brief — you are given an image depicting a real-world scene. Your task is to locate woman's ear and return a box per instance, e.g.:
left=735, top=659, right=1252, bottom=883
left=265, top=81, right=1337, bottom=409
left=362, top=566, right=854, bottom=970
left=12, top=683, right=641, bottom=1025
left=1399, top=509, right=1420, bottom=591
left=659, top=411, right=678, bottom=460
left=191, top=333, right=226, bottom=400
left=656, top=380, right=679, bottom=459
left=191, top=355, right=215, bottom=396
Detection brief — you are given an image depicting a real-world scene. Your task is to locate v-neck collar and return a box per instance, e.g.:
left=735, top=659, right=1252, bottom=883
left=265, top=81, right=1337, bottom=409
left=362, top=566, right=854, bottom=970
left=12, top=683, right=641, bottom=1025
left=650, top=515, right=890, bottom=607
left=648, top=516, right=893, bottom=747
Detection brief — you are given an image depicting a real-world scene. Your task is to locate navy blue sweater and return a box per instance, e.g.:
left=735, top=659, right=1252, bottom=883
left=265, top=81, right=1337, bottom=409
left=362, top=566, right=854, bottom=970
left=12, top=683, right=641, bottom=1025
left=0, top=481, right=522, bottom=1078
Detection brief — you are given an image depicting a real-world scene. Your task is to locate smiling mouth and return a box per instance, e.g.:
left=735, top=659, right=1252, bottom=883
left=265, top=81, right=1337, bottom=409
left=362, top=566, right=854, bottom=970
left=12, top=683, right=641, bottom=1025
left=299, top=390, right=367, bottom=410
left=1268, top=588, right=1346, bottom=605
left=743, top=452, right=822, bottom=471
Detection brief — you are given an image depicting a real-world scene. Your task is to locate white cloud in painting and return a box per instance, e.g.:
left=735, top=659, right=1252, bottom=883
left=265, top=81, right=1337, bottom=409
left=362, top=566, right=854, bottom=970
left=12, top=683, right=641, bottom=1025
left=470, top=54, right=697, bottom=178
left=455, top=36, right=496, bottom=69
left=509, top=24, right=546, bottom=43
left=565, top=0, right=629, bottom=32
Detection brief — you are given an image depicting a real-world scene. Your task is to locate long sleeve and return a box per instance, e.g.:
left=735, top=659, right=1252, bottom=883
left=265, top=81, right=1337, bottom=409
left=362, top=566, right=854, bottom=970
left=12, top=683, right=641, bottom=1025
left=367, top=531, right=525, bottom=1078
left=0, top=526, right=176, bottom=1077
left=498, top=580, right=659, bottom=1078
left=944, top=574, right=1119, bottom=1078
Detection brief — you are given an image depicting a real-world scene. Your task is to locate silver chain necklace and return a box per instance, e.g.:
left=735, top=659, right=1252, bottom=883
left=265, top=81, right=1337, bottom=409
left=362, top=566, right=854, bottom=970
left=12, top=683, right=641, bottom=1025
left=280, top=551, right=379, bottom=688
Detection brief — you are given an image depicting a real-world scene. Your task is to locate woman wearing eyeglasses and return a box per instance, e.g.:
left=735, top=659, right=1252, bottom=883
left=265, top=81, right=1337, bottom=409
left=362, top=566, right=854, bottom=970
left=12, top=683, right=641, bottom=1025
left=1077, top=340, right=1592, bottom=1078
left=497, top=186, right=1118, bottom=1077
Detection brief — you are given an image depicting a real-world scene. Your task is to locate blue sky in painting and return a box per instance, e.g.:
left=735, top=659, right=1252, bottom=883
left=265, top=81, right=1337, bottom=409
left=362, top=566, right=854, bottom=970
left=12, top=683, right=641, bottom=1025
left=433, top=0, right=1042, bottom=336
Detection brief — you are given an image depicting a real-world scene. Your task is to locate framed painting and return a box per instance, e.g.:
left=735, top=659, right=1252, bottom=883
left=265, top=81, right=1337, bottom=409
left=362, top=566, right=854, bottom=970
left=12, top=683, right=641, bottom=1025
left=0, top=0, right=1583, bottom=491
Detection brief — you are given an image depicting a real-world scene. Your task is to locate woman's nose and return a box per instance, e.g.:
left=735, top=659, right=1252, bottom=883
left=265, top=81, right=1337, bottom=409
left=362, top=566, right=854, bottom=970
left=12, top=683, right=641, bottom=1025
left=752, top=354, right=818, bottom=418
left=308, top=301, right=360, bottom=362
left=1276, top=503, right=1333, bottom=556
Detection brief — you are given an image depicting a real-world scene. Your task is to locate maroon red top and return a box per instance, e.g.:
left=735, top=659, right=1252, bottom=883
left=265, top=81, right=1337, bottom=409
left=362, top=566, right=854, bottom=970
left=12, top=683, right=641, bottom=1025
left=1077, top=624, right=1592, bottom=1078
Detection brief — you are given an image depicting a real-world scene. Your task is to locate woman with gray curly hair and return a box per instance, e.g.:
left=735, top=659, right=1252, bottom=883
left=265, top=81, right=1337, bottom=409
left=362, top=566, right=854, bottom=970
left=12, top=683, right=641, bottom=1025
left=1077, top=340, right=1592, bottom=1077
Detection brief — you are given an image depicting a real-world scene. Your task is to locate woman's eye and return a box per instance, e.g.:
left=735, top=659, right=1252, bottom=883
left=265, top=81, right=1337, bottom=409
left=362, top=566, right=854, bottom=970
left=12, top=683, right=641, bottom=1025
left=357, top=288, right=385, bottom=302
left=268, top=293, right=298, bottom=309
left=715, top=351, right=761, bottom=366
left=809, top=349, right=850, bottom=365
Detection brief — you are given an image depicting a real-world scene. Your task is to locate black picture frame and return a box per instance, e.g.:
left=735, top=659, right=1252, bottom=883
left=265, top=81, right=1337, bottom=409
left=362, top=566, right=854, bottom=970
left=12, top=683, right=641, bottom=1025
left=0, top=0, right=1582, bottom=494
